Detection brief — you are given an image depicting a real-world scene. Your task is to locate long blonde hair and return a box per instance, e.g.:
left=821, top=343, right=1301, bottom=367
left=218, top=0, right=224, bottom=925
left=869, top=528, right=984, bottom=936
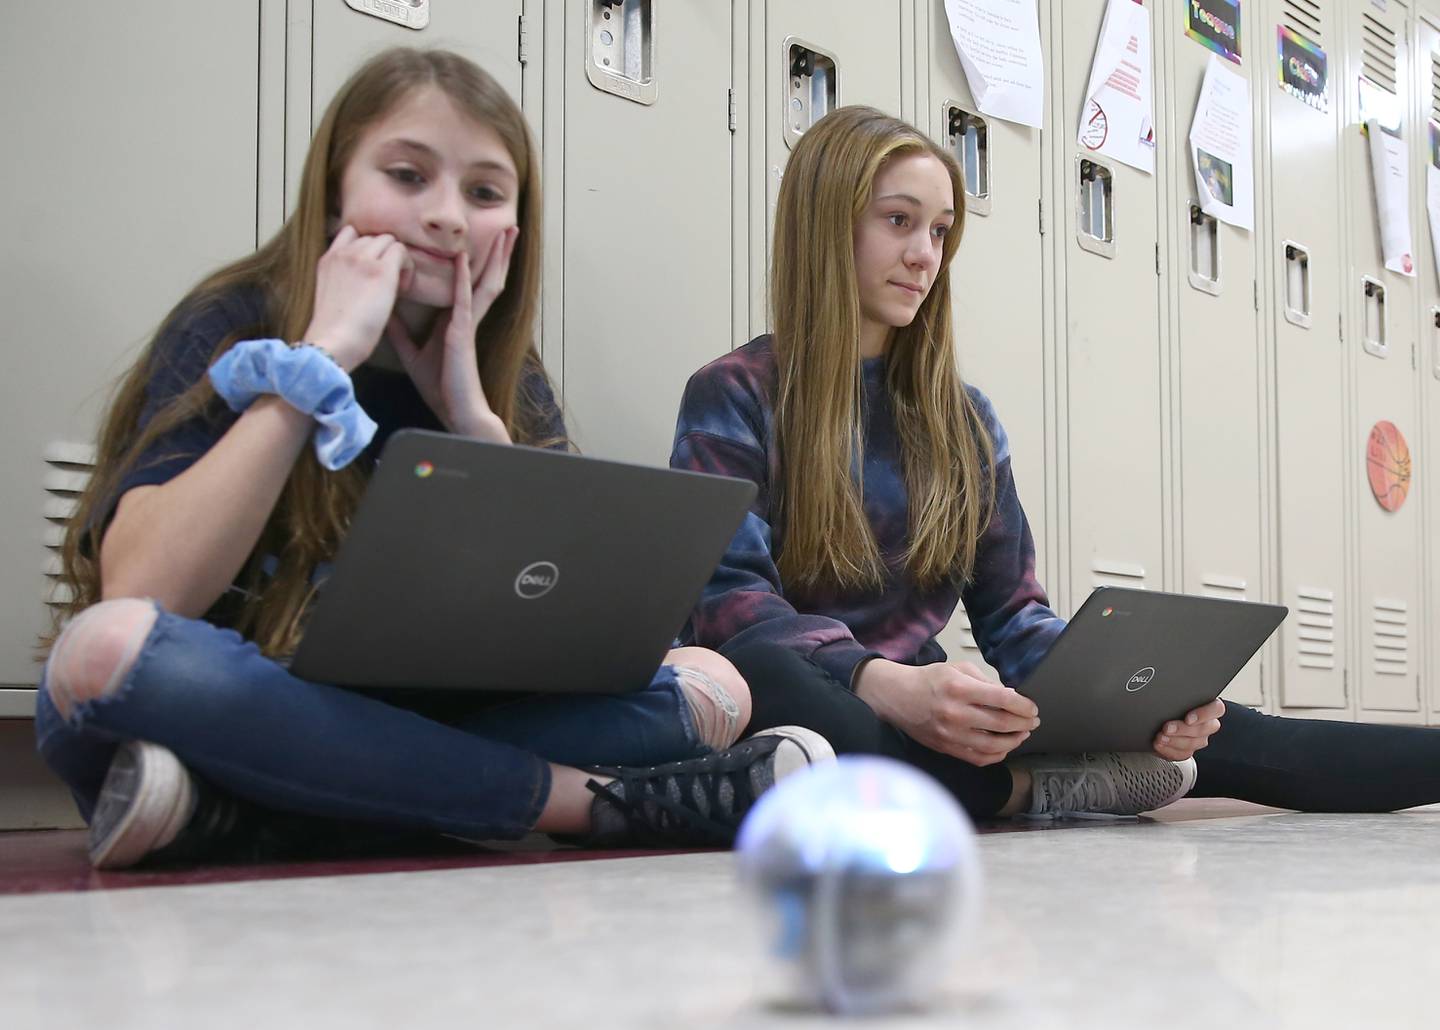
left=52, top=48, right=554, bottom=657
left=770, top=105, right=995, bottom=593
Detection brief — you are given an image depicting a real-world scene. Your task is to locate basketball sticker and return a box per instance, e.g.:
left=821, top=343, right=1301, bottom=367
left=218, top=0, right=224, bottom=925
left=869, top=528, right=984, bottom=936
left=1366, top=421, right=1411, bottom=512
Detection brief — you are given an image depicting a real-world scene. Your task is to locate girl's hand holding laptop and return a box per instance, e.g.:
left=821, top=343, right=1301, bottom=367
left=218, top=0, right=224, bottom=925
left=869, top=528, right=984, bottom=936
left=1153, top=698, right=1226, bottom=762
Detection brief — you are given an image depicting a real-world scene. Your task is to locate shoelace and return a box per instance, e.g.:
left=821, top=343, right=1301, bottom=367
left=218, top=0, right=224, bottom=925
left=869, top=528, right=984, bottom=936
left=586, top=744, right=766, bottom=845
left=1036, top=764, right=1120, bottom=817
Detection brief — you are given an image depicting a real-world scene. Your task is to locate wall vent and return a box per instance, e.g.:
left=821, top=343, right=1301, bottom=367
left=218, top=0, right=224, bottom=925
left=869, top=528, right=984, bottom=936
left=1372, top=599, right=1408, bottom=676
left=1282, top=0, right=1322, bottom=45
left=1091, top=559, right=1146, bottom=592
left=43, top=442, right=96, bottom=609
left=1361, top=12, right=1399, bottom=95
left=1295, top=585, right=1336, bottom=670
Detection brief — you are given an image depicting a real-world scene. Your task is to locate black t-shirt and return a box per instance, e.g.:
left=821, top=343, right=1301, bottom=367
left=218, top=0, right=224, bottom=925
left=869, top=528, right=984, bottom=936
left=105, top=284, right=566, bottom=630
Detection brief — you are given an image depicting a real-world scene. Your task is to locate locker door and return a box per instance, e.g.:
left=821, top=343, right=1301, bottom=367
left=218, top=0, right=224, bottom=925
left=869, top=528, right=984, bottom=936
left=1162, top=1, right=1267, bottom=707
left=918, top=1, right=1049, bottom=678
left=557, top=3, right=734, bottom=466
left=0, top=3, right=264, bottom=689
left=1266, top=0, right=1348, bottom=710
left=1422, top=15, right=1440, bottom=722
left=1054, top=0, right=1167, bottom=611
left=304, top=2, right=526, bottom=193
left=1343, top=1, right=1423, bottom=716
left=755, top=1, right=907, bottom=326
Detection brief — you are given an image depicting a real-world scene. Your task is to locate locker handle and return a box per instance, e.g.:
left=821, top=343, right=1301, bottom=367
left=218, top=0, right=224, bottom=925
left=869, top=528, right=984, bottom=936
left=1187, top=204, right=1221, bottom=295
left=783, top=39, right=839, bottom=150
left=1282, top=241, right=1311, bottom=329
left=1432, top=308, right=1440, bottom=379
left=585, top=0, right=656, bottom=106
left=1076, top=158, right=1115, bottom=258
left=1361, top=276, right=1387, bottom=358
left=945, top=104, right=991, bottom=217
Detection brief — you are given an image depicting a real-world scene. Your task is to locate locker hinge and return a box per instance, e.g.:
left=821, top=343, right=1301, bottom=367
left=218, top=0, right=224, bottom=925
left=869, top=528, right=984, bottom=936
left=1253, top=279, right=1259, bottom=312
left=1038, top=198, right=1045, bottom=236
left=728, top=88, right=736, bottom=133
left=518, top=14, right=529, bottom=65
left=1338, top=313, right=1344, bottom=344
left=1155, top=243, right=1160, bottom=276
left=1342, top=668, right=1349, bottom=702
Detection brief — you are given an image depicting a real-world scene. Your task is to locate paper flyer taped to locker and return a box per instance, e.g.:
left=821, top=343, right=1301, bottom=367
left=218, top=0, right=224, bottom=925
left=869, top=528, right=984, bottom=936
left=1366, top=119, right=1415, bottom=277
left=941, top=0, right=1045, bottom=129
left=1428, top=123, right=1440, bottom=288
left=1077, top=0, right=1155, bottom=174
left=1188, top=54, right=1253, bottom=230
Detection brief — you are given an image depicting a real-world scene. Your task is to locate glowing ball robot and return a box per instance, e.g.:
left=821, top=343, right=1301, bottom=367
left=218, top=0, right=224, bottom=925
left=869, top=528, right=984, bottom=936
left=736, top=756, right=984, bottom=1015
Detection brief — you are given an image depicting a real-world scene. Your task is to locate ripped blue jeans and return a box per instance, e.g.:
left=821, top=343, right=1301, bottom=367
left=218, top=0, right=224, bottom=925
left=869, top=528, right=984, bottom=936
left=35, top=606, right=709, bottom=839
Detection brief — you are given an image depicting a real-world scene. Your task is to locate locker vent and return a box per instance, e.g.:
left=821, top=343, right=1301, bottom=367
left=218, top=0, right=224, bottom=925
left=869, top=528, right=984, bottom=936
left=42, top=442, right=96, bottom=609
left=1372, top=599, right=1408, bottom=676
left=1200, top=574, right=1248, bottom=601
left=1091, top=559, right=1146, bottom=591
left=957, top=609, right=980, bottom=653
left=1360, top=13, right=1399, bottom=95
left=1294, top=586, right=1336, bottom=670
left=1281, top=0, right=1322, bottom=44
left=1431, top=55, right=1440, bottom=122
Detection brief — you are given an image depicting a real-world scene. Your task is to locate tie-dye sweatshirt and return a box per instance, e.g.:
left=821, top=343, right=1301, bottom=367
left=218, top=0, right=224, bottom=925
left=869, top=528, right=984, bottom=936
left=670, top=335, right=1065, bottom=690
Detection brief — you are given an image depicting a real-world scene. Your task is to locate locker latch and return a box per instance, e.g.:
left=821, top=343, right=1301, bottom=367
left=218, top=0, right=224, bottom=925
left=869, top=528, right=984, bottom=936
left=1361, top=276, right=1388, bottom=358
left=1187, top=204, right=1221, bottom=295
left=945, top=105, right=991, bottom=217
left=1076, top=158, right=1115, bottom=258
left=783, top=39, right=838, bottom=149
left=1282, top=242, right=1311, bottom=329
left=585, top=0, right=656, bottom=105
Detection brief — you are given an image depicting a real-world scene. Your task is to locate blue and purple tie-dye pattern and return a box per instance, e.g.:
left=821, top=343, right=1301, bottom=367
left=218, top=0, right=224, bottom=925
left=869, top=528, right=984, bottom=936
left=671, top=335, right=1065, bottom=690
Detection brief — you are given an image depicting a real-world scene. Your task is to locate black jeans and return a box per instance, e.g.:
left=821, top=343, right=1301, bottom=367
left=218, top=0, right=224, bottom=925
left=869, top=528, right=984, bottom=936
left=726, top=642, right=1440, bottom=819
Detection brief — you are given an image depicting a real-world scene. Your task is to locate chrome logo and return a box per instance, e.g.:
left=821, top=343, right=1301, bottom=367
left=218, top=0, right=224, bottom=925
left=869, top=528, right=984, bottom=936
left=414, top=461, right=434, bottom=478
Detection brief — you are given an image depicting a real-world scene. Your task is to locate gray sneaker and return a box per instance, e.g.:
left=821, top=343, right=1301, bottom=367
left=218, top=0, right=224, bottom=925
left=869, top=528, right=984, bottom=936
left=584, top=726, right=835, bottom=847
left=1012, top=752, right=1198, bottom=819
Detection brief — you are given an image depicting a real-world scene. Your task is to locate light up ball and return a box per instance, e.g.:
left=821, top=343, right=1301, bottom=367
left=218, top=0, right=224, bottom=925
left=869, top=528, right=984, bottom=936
left=736, top=756, right=983, bottom=1015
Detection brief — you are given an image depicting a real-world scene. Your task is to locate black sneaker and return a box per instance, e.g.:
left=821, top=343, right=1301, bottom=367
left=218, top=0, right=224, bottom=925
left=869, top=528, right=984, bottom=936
left=583, top=726, right=835, bottom=848
left=89, top=741, right=247, bottom=870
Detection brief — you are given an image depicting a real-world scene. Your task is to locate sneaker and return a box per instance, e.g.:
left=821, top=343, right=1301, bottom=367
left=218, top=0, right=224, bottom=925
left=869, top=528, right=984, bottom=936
left=583, top=726, right=835, bottom=847
left=89, top=741, right=244, bottom=870
left=1011, top=752, right=1197, bottom=819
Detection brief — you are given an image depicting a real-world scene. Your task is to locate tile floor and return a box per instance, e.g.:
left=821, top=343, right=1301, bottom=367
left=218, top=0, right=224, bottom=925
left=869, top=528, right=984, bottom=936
left=4, top=800, right=1439, bottom=1028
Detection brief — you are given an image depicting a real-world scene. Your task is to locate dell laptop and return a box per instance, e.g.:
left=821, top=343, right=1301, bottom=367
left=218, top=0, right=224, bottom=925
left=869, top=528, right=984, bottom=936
left=1012, top=587, right=1287, bottom=754
left=291, top=429, right=756, bottom=694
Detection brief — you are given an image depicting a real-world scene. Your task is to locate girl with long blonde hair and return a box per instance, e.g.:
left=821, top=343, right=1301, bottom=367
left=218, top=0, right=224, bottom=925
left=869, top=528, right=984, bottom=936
left=673, top=105, right=1440, bottom=819
left=37, top=47, right=830, bottom=870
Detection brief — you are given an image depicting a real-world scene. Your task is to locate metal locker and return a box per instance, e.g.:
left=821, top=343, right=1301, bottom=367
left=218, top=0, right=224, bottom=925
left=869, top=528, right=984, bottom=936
left=1264, top=0, right=1349, bottom=711
left=1051, top=0, right=1167, bottom=614
left=751, top=0, right=908, bottom=334
left=298, top=1, right=527, bottom=208
left=1411, top=10, right=1434, bottom=726
left=552, top=1, right=734, bottom=466
left=1341, top=0, right=1424, bottom=718
left=1159, top=0, right=1268, bottom=707
left=917, top=0, right=1050, bottom=679
left=0, top=3, right=266, bottom=695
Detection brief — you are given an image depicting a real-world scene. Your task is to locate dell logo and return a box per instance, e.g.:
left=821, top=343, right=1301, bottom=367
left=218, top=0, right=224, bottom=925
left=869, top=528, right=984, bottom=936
left=1125, top=667, right=1156, bottom=693
left=514, top=561, right=559, bottom=600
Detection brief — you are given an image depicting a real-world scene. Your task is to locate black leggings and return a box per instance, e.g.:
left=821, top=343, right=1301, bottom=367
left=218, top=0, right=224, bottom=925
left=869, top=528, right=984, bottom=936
left=725, top=642, right=1440, bottom=819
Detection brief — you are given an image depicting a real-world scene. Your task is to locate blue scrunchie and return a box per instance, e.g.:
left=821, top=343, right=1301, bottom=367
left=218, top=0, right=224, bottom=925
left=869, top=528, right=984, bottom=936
left=208, top=339, right=378, bottom=470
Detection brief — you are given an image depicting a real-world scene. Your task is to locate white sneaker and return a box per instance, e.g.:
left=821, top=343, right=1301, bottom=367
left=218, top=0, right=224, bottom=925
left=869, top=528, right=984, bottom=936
left=89, top=741, right=197, bottom=869
left=1012, top=752, right=1197, bottom=819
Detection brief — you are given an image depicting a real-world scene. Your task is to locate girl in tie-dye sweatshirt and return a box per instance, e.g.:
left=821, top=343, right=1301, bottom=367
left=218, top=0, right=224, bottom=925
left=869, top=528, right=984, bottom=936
left=672, top=106, right=1440, bottom=820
